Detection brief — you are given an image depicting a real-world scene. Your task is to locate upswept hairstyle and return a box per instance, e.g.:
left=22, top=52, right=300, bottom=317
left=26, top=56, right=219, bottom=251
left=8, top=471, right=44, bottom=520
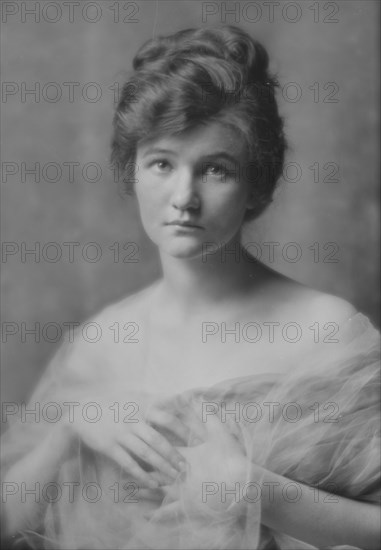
left=110, top=25, right=286, bottom=220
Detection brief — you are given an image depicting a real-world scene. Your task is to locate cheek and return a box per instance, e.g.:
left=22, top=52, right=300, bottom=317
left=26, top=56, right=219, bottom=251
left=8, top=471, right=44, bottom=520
left=135, top=180, right=161, bottom=219
left=206, top=187, right=248, bottom=227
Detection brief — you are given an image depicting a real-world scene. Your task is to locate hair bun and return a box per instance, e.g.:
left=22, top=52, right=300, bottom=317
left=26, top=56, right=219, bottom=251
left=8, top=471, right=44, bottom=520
left=133, top=26, right=270, bottom=83
left=132, top=36, right=171, bottom=70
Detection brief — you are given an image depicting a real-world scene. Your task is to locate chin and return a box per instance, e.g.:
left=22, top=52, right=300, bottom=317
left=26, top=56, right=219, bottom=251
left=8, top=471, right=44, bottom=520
left=160, top=241, right=206, bottom=260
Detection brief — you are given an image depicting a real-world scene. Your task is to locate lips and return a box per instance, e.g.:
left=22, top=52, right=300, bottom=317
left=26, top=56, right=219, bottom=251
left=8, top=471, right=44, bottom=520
left=166, top=220, right=204, bottom=229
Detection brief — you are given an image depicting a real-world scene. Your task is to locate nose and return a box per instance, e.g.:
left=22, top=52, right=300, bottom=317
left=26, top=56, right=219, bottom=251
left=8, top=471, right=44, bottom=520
left=171, top=169, right=200, bottom=211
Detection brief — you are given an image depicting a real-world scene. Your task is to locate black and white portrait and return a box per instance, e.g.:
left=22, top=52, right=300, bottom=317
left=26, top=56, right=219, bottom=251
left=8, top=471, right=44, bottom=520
left=1, top=1, right=380, bottom=549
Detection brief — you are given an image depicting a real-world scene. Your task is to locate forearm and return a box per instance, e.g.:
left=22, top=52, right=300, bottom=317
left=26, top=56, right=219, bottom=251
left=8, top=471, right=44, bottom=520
left=258, top=467, right=380, bottom=549
left=2, top=423, right=75, bottom=536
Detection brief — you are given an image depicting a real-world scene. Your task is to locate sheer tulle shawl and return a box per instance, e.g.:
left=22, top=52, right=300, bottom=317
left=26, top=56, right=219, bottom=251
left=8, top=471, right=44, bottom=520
left=1, top=313, right=379, bottom=550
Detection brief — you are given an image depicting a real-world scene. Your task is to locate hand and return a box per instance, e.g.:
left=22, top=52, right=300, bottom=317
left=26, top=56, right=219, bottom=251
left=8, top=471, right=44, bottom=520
left=144, top=393, right=208, bottom=447
left=149, top=415, right=250, bottom=520
left=64, top=395, right=189, bottom=489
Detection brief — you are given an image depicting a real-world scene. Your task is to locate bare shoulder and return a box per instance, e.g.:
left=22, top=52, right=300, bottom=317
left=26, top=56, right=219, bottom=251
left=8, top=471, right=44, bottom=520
left=304, top=290, right=357, bottom=323
left=61, top=282, right=159, bottom=379
left=93, top=280, right=159, bottom=324
left=259, top=268, right=357, bottom=327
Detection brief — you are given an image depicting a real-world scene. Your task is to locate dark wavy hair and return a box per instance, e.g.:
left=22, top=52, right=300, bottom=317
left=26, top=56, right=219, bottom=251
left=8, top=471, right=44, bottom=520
left=110, top=25, right=287, bottom=220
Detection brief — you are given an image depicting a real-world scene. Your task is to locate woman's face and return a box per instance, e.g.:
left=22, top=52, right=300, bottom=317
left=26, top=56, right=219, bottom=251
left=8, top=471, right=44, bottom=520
left=135, top=121, right=254, bottom=260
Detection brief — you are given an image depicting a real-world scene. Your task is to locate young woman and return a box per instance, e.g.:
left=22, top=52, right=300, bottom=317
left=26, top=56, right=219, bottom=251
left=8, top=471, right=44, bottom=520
left=2, top=25, right=380, bottom=550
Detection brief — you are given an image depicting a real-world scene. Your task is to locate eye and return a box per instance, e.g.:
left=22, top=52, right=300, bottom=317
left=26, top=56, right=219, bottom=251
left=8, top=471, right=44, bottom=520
left=150, top=159, right=172, bottom=173
left=203, top=163, right=228, bottom=180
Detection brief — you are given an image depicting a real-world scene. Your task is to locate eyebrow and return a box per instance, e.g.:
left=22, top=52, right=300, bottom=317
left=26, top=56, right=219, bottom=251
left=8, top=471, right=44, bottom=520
left=201, top=152, right=239, bottom=165
left=142, top=148, right=239, bottom=164
left=142, top=148, right=175, bottom=158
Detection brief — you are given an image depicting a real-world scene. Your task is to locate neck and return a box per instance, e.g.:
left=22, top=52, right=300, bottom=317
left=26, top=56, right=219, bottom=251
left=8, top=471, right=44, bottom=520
left=157, top=233, right=262, bottom=316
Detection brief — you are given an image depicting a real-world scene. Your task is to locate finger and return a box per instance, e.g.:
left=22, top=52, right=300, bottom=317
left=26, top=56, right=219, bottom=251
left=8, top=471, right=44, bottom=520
left=149, top=470, right=180, bottom=487
left=109, top=445, right=159, bottom=489
left=134, top=423, right=188, bottom=470
left=150, top=395, right=208, bottom=443
left=145, top=409, right=189, bottom=445
left=159, top=481, right=180, bottom=500
left=137, top=487, right=166, bottom=502
left=121, top=431, right=183, bottom=480
left=128, top=470, right=174, bottom=491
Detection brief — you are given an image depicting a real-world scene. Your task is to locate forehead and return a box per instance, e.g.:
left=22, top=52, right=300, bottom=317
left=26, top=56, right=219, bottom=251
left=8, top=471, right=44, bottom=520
left=137, top=121, right=247, bottom=161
